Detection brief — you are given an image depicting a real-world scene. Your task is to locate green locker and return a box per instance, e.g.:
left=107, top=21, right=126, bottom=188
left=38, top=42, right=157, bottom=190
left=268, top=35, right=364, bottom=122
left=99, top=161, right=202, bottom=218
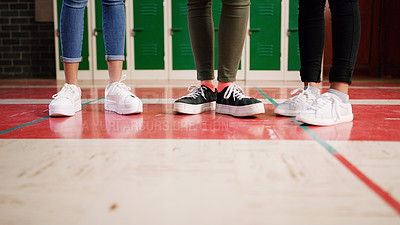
left=171, top=0, right=195, bottom=70
left=288, top=0, right=300, bottom=71
left=56, top=0, right=90, bottom=70
left=133, top=0, right=164, bottom=70
left=95, top=1, right=127, bottom=70
left=249, top=0, right=281, bottom=70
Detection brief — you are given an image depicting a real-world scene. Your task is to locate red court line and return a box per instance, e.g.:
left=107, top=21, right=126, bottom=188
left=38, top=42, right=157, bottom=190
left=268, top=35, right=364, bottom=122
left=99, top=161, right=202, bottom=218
left=255, top=86, right=400, bottom=215
left=333, top=154, right=400, bottom=214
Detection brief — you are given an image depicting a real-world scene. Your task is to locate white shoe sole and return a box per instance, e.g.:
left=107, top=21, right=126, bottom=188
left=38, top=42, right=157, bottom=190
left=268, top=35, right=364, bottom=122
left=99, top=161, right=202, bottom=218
left=174, top=102, right=216, bottom=114
left=274, top=108, right=301, bottom=117
left=216, top=102, right=265, bottom=117
left=105, top=100, right=143, bottom=115
left=296, top=114, right=353, bottom=126
left=49, top=100, right=82, bottom=117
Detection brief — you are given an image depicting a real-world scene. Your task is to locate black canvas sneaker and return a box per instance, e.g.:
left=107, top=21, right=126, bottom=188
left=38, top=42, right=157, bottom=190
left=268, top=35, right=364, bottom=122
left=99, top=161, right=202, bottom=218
left=174, top=85, right=217, bottom=114
left=216, top=84, right=265, bottom=117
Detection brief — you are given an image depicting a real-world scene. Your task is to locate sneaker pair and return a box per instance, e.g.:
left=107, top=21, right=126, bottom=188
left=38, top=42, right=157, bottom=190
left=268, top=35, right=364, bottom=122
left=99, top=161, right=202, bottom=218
left=49, top=75, right=142, bottom=116
left=174, top=84, right=265, bottom=117
left=274, top=86, right=353, bottom=126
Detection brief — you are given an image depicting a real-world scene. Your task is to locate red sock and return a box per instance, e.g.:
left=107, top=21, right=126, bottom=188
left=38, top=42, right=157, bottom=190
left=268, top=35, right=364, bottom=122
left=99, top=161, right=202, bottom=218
left=217, top=82, right=232, bottom=92
left=201, top=81, right=215, bottom=91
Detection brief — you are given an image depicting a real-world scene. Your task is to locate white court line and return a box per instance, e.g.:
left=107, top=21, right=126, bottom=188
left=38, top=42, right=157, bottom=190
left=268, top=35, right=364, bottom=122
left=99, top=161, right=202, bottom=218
left=1, top=98, right=400, bottom=105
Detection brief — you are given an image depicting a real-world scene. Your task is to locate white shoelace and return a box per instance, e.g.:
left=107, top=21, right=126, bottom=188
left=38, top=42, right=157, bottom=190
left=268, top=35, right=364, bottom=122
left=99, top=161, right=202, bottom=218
left=286, top=87, right=316, bottom=104
left=52, top=83, right=76, bottom=100
left=180, top=85, right=207, bottom=99
left=107, top=74, right=135, bottom=98
left=310, top=93, right=342, bottom=121
left=223, top=84, right=249, bottom=100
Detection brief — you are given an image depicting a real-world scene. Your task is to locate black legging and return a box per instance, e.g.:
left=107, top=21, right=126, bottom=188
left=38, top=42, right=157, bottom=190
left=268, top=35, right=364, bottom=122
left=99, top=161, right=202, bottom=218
left=299, top=0, right=361, bottom=84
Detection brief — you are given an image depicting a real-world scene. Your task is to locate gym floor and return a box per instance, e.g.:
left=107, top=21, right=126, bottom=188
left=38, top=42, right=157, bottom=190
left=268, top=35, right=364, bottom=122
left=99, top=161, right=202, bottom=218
left=0, top=79, right=400, bottom=225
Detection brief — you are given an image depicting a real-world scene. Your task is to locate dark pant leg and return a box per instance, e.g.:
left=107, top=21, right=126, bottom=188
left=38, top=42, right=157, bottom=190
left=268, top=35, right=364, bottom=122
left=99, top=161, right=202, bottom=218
left=217, top=0, right=250, bottom=82
left=328, top=0, right=361, bottom=84
left=298, top=0, right=326, bottom=83
left=187, top=0, right=215, bottom=81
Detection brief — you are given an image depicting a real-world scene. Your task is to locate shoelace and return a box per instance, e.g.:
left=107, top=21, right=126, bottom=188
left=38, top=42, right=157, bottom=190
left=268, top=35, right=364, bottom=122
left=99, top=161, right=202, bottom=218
left=180, top=85, right=207, bottom=99
left=52, top=83, right=76, bottom=100
left=107, top=74, right=135, bottom=98
left=223, top=84, right=249, bottom=100
left=286, top=87, right=315, bottom=104
left=285, top=88, right=316, bottom=107
left=310, top=93, right=341, bottom=121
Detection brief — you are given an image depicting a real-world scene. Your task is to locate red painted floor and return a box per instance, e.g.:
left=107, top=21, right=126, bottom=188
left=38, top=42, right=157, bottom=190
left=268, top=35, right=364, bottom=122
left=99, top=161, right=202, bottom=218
left=1, top=80, right=400, bottom=141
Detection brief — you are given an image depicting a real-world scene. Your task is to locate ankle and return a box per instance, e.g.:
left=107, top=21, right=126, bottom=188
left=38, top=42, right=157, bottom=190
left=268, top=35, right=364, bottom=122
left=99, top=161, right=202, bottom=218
left=217, top=82, right=232, bottom=92
left=304, top=85, right=320, bottom=97
left=328, top=89, right=349, bottom=103
left=330, top=82, right=349, bottom=94
left=201, top=80, right=215, bottom=91
left=304, top=82, right=320, bottom=89
left=66, top=81, right=79, bottom=86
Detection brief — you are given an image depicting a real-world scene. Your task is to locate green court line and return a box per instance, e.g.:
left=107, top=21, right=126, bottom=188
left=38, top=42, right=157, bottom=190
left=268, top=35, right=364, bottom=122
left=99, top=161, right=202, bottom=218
left=254, top=85, right=338, bottom=153
left=253, top=86, right=278, bottom=107
left=0, top=97, right=104, bottom=136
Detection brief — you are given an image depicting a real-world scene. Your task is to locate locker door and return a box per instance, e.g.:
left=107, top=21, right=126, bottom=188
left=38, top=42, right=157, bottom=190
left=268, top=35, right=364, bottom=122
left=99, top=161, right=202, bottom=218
left=249, top=0, right=281, bottom=70
left=288, top=0, right=300, bottom=71
left=171, top=0, right=195, bottom=70
left=56, top=0, right=90, bottom=70
left=94, top=1, right=127, bottom=70
left=134, top=0, right=164, bottom=69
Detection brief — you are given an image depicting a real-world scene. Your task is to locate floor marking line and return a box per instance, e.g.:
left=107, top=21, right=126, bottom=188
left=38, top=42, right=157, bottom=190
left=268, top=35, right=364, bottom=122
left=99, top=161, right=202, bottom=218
left=333, top=154, right=400, bottom=214
left=254, top=86, right=400, bottom=215
left=362, top=86, right=400, bottom=93
left=0, top=97, right=104, bottom=136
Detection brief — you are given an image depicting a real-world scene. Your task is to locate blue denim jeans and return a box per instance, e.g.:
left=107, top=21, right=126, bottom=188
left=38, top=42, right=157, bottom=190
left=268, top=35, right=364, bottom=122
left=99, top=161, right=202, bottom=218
left=60, top=0, right=125, bottom=63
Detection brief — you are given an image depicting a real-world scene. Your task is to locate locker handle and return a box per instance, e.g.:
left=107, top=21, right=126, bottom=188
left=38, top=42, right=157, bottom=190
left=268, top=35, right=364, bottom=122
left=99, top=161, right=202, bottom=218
left=93, top=28, right=102, bottom=36
left=287, top=29, right=298, bottom=36
left=132, top=28, right=144, bottom=37
left=249, top=28, right=261, bottom=32
left=171, top=28, right=182, bottom=32
left=214, top=28, right=219, bottom=31
left=170, top=28, right=183, bottom=35
left=248, top=28, right=260, bottom=36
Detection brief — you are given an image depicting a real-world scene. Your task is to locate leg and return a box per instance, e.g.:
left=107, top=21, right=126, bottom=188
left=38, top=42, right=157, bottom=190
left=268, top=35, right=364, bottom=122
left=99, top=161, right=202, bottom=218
left=102, top=0, right=126, bottom=83
left=60, top=0, right=88, bottom=85
left=296, top=0, right=361, bottom=125
left=214, top=0, right=264, bottom=117
left=49, top=0, right=87, bottom=116
left=187, top=0, right=215, bottom=81
left=217, top=0, right=250, bottom=83
left=298, top=0, right=326, bottom=86
left=328, top=0, right=361, bottom=91
left=173, top=0, right=216, bottom=115
left=274, top=0, right=325, bottom=117
left=102, top=0, right=142, bottom=115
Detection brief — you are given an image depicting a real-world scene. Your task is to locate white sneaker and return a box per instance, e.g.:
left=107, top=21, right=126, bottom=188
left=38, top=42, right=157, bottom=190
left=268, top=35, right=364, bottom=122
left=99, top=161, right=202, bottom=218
left=49, top=83, right=82, bottom=116
left=296, top=92, right=353, bottom=126
left=274, top=87, right=319, bottom=116
left=105, top=75, right=143, bottom=115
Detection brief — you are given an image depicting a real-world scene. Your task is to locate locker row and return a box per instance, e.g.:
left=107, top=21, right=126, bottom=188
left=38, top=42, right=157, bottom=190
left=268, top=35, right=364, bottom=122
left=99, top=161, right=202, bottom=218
left=53, top=0, right=302, bottom=81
